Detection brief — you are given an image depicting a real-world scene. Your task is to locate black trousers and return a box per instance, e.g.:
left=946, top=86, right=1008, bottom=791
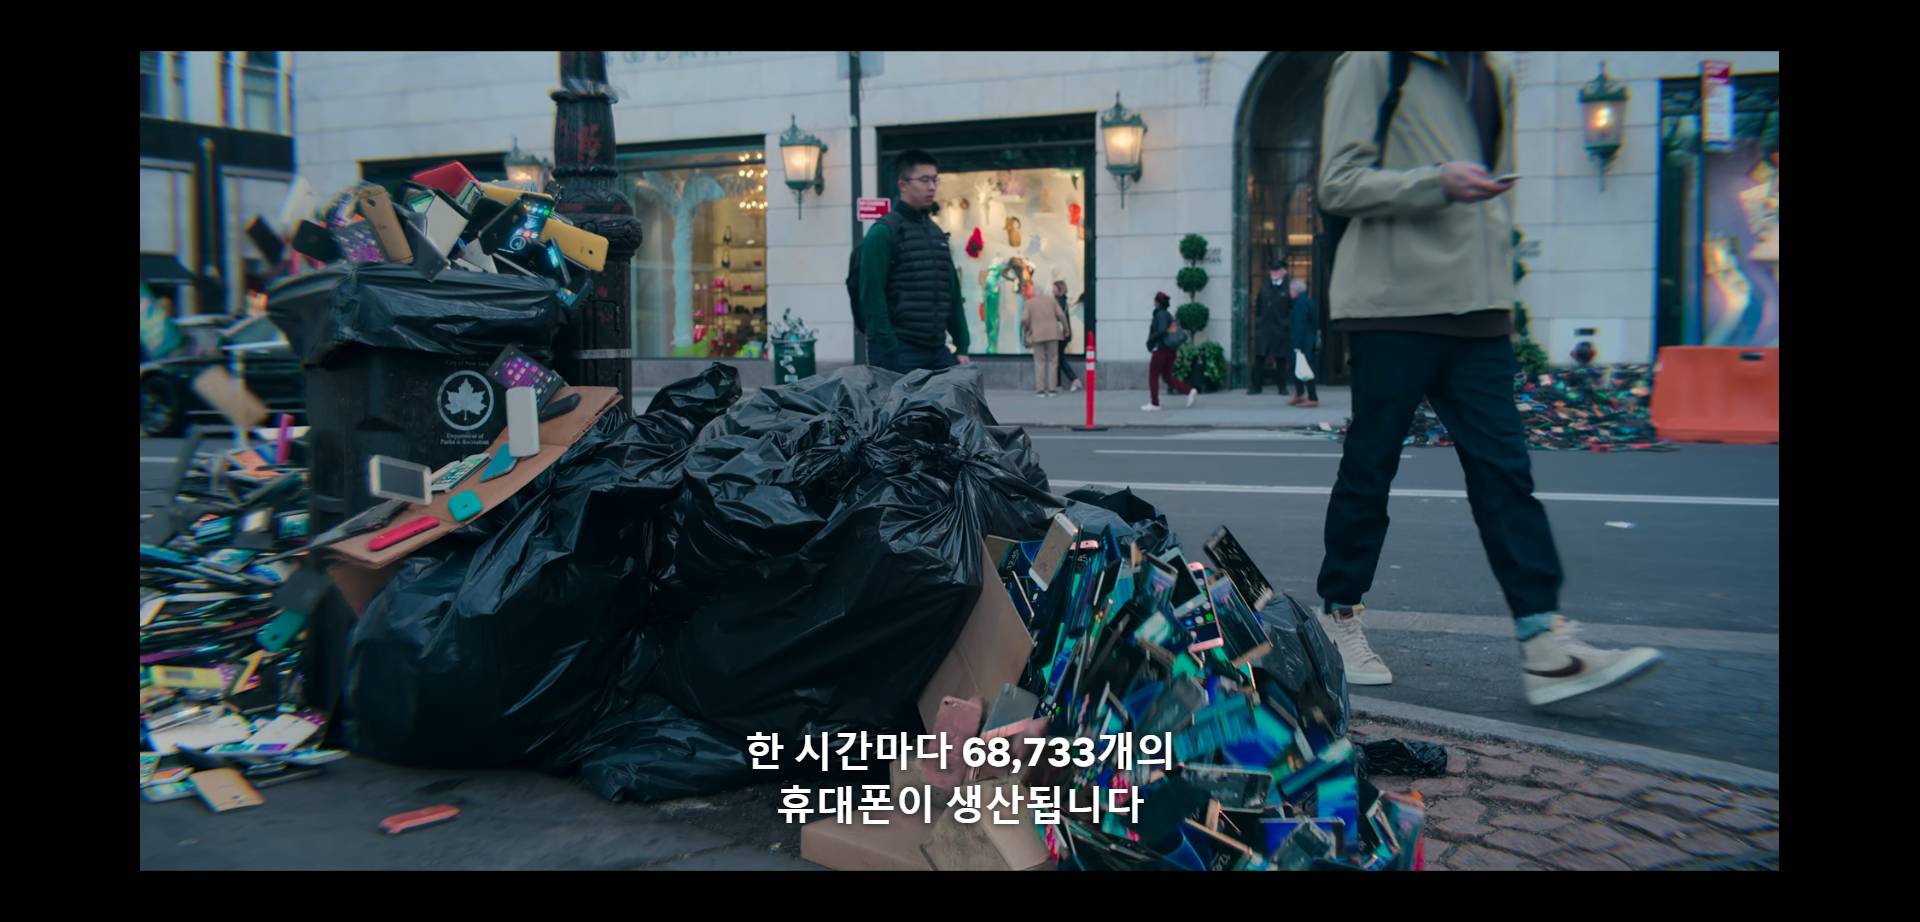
left=1317, top=332, right=1563, bottom=619
left=1248, top=351, right=1292, bottom=393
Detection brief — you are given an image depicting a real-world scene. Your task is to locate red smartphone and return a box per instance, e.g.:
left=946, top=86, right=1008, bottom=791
left=379, top=804, right=460, bottom=835
left=367, top=515, right=439, bottom=551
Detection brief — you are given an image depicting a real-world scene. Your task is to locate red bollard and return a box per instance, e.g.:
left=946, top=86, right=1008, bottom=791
left=1078, top=331, right=1107, bottom=432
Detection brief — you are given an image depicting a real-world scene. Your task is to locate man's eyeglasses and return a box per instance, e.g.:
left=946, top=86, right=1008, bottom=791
left=906, top=175, right=941, bottom=187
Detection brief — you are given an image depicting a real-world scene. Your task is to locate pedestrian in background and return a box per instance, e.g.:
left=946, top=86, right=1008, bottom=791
left=1143, top=291, right=1195, bottom=411
left=1288, top=277, right=1321, bottom=407
left=1249, top=259, right=1292, bottom=395
left=1053, top=281, right=1082, bottom=393
left=1023, top=279, right=1069, bottom=396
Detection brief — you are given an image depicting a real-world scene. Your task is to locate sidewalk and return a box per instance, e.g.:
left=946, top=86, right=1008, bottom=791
left=1347, top=715, right=1780, bottom=871
left=635, top=384, right=1354, bottom=431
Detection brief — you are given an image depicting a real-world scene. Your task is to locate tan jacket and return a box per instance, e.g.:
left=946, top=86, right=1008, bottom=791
left=1318, top=51, right=1517, bottom=320
left=1023, top=297, right=1069, bottom=345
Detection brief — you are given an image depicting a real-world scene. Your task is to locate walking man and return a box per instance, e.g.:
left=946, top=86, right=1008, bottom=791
left=858, top=149, right=972, bottom=374
left=1314, top=51, right=1660, bottom=705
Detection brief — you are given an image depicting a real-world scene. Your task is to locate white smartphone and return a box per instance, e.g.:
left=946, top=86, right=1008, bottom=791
left=507, top=386, right=542, bottom=458
left=368, top=455, right=432, bottom=505
left=1494, top=174, right=1521, bottom=184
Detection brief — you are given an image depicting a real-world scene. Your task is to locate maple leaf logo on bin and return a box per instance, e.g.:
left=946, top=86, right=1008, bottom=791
left=446, top=379, right=488, bottom=419
left=437, top=371, right=495, bottom=433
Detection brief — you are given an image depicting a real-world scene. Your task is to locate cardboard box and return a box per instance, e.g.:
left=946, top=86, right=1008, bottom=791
left=916, top=541, right=1035, bottom=733
left=321, top=385, right=621, bottom=614
left=919, top=779, right=1052, bottom=871
left=801, top=808, right=947, bottom=871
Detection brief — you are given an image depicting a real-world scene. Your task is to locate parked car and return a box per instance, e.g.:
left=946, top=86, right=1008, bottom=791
left=140, top=315, right=304, bottom=437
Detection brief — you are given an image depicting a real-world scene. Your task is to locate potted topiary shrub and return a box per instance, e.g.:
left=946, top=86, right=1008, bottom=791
left=1173, top=233, right=1216, bottom=389
left=1173, top=341, right=1227, bottom=392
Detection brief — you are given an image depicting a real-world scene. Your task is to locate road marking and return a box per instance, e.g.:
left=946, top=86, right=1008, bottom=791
left=1029, top=432, right=1330, bottom=442
left=1355, top=607, right=1777, bottom=655
left=1094, top=449, right=1402, bottom=460
left=1047, top=479, right=1779, bottom=508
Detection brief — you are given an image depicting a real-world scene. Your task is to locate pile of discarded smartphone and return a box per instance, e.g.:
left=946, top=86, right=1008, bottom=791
left=253, top=162, right=610, bottom=308
left=994, top=519, right=1427, bottom=871
left=141, top=428, right=349, bottom=812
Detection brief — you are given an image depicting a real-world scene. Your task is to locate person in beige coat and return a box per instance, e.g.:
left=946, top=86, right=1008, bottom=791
left=1022, top=287, right=1070, bottom=395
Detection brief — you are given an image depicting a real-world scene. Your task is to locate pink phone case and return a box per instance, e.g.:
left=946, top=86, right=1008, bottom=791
left=924, top=696, right=983, bottom=789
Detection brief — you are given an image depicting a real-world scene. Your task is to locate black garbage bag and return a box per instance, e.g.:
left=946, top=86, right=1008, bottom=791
left=341, top=365, right=741, bottom=768
left=1061, top=484, right=1177, bottom=556
left=266, top=262, right=567, bottom=368
left=562, top=693, right=758, bottom=804
left=1250, top=593, right=1351, bottom=737
left=648, top=364, right=1059, bottom=740
left=1357, top=739, right=1450, bottom=778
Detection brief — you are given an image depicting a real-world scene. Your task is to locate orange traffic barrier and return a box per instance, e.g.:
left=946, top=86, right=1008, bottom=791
left=1649, top=346, right=1779, bottom=444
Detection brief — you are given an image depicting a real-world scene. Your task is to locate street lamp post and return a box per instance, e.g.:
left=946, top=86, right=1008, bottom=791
left=778, top=115, right=827, bottom=219
left=1100, top=93, right=1146, bottom=208
left=1579, top=61, right=1629, bottom=192
left=549, top=51, right=642, bottom=397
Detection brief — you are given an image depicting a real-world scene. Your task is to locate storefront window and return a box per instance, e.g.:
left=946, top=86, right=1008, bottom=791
left=622, top=144, right=770, bottom=359
left=1658, top=74, right=1779, bottom=348
left=935, top=167, right=1089, bottom=355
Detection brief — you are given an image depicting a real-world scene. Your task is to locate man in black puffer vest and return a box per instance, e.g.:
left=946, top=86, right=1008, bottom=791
left=859, top=149, right=971, bottom=373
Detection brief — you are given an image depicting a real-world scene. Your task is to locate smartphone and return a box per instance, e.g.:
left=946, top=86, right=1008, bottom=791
left=1494, top=173, right=1521, bottom=184
left=487, top=345, right=566, bottom=408
left=1208, top=574, right=1272, bottom=666
left=380, top=804, right=460, bottom=835
left=1180, top=614, right=1224, bottom=656
left=476, top=194, right=553, bottom=258
left=1027, top=513, right=1081, bottom=593
left=430, top=454, right=490, bottom=493
left=368, top=455, right=432, bottom=506
left=1158, top=551, right=1205, bottom=615
left=305, top=498, right=406, bottom=550
left=478, top=448, right=519, bottom=483
left=1138, top=678, right=1207, bottom=736
left=506, top=386, right=542, bottom=458
left=367, top=515, right=440, bottom=552
left=1184, top=763, right=1273, bottom=812
left=290, top=220, right=343, bottom=262
left=1264, top=818, right=1346, bottom=863
left=1204, top=526, right=1275, bottom=612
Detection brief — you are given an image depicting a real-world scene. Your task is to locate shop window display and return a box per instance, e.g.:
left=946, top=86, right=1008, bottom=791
left=935, top=167, right=1088, bottom=355
left=625, top=148, right=771, bottom=359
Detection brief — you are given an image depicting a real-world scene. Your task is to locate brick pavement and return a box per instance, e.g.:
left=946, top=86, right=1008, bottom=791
left=1348, top=717, right=1779, bottom=871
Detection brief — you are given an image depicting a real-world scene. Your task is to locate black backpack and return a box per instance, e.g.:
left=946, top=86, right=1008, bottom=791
left=846, top=210, right=906, bottom=334
left=1318, top=51, right=1412, bottom=262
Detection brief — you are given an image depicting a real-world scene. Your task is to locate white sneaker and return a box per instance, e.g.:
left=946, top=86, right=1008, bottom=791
left=1316, top=604, right=1393, bottom=685
left=1141, top=403, right=1162, bottom=412
left=1522, top=616, right=1663, bottom=706
left=1186, top=390, right=1198, bottom=408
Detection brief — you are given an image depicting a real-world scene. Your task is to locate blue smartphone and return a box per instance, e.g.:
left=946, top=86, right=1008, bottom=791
left=478, top=450, right=517, bottom=483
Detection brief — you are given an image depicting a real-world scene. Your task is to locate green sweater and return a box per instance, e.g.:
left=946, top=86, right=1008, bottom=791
left=859, top=202, right=970, bottom=354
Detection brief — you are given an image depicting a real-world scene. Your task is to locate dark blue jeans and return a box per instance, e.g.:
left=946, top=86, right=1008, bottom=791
left=1317, top=332, right=1562, bottom=618
left=867, top=337, right=958, bottom=375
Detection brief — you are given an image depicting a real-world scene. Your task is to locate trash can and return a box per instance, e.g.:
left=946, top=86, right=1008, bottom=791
left=267, top=264, right=567, bottom=533
left=772, top=337, right=816, bottom=385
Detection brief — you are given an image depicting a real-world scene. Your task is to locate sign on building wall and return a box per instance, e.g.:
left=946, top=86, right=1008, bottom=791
left=857, top=198, right=890, bottom=221
left=1702, top=61, right=1734, bottom=148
